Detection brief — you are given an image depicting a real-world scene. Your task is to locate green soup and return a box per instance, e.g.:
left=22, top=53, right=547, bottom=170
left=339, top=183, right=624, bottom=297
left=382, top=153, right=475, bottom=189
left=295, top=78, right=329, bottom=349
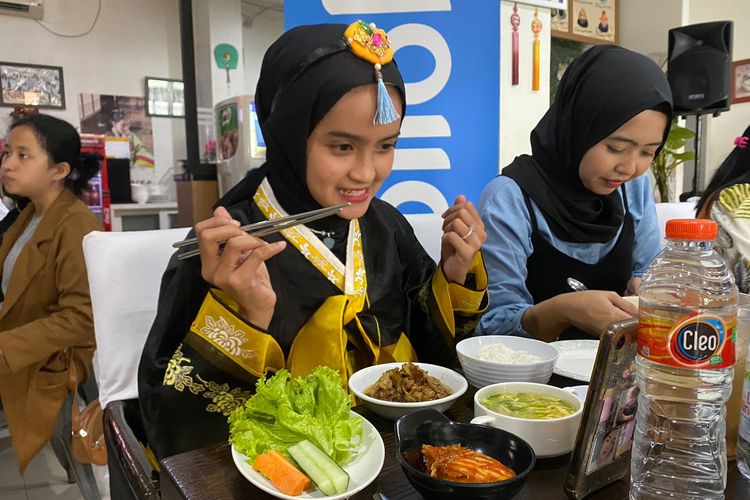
left=481, top=392, right=576, bottom=419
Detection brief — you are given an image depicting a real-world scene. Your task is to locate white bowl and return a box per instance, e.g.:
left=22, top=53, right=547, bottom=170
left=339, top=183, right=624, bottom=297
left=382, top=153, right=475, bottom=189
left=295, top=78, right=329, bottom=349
left=348, top=363, right=467, bottom=421
left=463, top=370, right=553, bottom=389
left=456, top=336, right=559, bottom=385
left=472, top=382, right=584, bottom=458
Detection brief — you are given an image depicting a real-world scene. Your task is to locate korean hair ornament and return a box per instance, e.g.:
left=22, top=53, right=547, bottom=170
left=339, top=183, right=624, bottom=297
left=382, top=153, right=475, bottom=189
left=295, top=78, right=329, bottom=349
left=345, top=20, right=401, bottom=125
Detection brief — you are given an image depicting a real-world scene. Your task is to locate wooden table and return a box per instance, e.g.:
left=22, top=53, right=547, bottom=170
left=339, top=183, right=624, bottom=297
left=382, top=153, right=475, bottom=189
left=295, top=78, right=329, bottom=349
left=159, top=375, right=750, bottom=499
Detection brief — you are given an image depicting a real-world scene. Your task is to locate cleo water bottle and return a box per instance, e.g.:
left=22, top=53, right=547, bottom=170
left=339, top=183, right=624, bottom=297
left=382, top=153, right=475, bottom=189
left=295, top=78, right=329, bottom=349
left=631, top=219, right=738, bottom=499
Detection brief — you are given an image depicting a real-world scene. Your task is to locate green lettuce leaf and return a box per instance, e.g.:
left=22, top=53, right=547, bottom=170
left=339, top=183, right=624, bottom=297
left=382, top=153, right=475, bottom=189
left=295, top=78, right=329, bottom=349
left=228, top=366, right=362, bottom=464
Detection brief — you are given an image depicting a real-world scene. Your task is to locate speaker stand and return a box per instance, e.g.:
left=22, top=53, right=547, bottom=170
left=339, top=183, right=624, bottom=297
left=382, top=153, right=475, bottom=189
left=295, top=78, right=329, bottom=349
left=679, top=114, right=705, bottom=202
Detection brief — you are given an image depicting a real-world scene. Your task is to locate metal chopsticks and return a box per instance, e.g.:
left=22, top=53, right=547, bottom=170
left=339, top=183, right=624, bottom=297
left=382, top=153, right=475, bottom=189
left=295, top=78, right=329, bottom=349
left=174, top=203, right=349, bottom=260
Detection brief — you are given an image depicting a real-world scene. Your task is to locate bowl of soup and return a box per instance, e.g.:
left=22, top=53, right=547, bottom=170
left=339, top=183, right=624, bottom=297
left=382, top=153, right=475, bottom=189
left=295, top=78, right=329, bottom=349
left=472, top=382, right=584, bottom=458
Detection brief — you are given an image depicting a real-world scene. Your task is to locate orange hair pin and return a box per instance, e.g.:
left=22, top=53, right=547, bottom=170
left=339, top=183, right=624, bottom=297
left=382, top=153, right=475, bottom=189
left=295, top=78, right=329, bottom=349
left=345, top=20, right=400, bottom=125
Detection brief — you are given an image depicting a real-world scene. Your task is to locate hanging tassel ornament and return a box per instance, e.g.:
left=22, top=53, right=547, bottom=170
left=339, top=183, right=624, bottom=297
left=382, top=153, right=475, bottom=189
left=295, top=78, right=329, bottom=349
left=531, top=8, right=542, bottom=91
left=345, top=20, right=401, bottom=125
left=511, top=3, right=521, bottom=86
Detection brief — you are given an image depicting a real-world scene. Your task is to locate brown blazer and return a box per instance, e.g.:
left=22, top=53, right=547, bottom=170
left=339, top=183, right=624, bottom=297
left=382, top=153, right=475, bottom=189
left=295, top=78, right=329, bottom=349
left=0, top=189, right=101, bottom=472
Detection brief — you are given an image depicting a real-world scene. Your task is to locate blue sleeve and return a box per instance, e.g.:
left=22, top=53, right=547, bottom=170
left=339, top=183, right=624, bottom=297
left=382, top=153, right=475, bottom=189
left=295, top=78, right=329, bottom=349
left=627, top=175, right=659, bottom=277
left=476, top=177, right=534, bottom=337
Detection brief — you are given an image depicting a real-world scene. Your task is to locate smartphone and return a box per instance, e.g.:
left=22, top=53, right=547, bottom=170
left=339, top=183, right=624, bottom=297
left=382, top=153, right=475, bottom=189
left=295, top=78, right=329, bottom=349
left=564, top=318, right=638, bottom=499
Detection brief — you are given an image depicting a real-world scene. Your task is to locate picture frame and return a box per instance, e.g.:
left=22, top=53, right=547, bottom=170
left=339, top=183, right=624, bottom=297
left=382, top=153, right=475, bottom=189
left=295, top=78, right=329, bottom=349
left=145, top=76, right=185, bottom=118
left=0, top=61, right=65, bottom=109
left=552, top=0, right=618, bottom=46
left=732, top=59, right=750, bottom=105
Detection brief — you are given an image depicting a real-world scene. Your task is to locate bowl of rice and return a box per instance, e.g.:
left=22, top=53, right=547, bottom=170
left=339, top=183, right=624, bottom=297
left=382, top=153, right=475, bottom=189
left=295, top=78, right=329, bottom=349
left=456, top=337, right=559, bottom=388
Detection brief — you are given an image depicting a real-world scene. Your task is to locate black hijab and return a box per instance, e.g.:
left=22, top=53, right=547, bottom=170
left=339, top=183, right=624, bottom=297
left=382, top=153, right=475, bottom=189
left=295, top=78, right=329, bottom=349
left=218, top=24, right=406, bottom=249
left=504, top=45, right=673, bottom=243
left=696, top=124, right=750, bottom=216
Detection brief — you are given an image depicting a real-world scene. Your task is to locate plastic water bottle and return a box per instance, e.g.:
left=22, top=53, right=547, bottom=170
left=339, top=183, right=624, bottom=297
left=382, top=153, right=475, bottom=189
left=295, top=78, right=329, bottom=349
left=738, top=344, right=750, bottom=479
left=631, top=219, right=738, bottom=499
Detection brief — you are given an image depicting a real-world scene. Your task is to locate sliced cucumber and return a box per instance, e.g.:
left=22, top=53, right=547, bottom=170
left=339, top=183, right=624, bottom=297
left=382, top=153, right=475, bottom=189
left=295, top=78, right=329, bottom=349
left=296, top=440, right=350, bottom=494
left=287, top=443, right=336, bottom=496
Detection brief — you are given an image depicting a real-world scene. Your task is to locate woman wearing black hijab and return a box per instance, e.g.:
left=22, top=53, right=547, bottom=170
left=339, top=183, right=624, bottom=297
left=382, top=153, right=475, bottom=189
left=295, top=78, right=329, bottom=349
left=476, top=45, right=672, bottom=341
left=138, top=22, right=488, bottom=460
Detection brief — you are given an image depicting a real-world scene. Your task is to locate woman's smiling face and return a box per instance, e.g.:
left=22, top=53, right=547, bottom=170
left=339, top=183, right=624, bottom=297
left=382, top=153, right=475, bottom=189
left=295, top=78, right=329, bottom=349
left=305, top=84, right=402, bottom=220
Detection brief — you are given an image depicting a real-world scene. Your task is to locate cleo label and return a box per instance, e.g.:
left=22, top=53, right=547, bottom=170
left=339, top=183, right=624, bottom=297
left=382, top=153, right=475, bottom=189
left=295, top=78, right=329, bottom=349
left=638, top=312, right=735, bottom=369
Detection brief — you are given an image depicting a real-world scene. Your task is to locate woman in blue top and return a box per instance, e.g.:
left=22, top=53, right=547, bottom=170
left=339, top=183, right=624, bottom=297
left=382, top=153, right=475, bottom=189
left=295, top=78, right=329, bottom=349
left=477, top=45, right=673, bottom=341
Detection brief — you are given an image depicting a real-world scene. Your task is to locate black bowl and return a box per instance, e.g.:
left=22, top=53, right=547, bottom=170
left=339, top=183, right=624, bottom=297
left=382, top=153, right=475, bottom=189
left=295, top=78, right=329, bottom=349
left=395, top=409, right=536, bottom=500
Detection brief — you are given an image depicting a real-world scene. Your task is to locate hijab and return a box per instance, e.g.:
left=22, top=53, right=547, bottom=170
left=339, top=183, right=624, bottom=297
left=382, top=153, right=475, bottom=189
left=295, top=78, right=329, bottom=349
left=218, top=24, right=406, bottom=251
left=696, top=124, right=750, bottom=216
left=504, top=44, right=673, bottom=243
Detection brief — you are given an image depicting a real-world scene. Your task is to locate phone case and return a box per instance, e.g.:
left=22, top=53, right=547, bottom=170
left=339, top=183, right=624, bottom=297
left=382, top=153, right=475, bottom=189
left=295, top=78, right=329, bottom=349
left=564, top=318, right=639, bottom=499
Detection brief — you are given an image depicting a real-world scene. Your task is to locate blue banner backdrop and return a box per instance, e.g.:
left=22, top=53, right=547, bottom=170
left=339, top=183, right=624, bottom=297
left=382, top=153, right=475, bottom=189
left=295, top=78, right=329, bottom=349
left=285, top=0, right=500, bottom=215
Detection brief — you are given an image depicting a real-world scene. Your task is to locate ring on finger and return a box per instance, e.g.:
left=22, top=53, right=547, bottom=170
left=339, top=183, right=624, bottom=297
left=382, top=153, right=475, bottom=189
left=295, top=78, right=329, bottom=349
left=462, top=225, right=475, bottom=240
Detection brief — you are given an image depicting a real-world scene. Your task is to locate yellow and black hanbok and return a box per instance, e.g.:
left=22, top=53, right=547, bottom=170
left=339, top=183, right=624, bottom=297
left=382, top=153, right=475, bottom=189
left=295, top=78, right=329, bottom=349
left=137, top=23, right=488, bottom=461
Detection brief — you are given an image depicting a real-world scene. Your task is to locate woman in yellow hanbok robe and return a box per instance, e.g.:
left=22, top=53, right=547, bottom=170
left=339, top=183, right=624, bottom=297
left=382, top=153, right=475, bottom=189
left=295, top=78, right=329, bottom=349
left=138, top=22, right=489, bottom=460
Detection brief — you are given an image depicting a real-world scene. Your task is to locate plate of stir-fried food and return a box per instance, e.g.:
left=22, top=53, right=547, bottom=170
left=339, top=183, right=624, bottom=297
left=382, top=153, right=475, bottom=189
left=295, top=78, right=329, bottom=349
left=395, top=409, right=536, bottom=500
left=348, top=362, right=468, bottom=420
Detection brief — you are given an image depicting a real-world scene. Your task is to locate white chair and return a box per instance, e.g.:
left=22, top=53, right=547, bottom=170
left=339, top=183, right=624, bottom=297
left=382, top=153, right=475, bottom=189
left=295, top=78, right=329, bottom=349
left=85, top=228, right=190, bottom=408
left=654, top=201, right=698, bottom=248
left=83, top=227, right=189, bottom=499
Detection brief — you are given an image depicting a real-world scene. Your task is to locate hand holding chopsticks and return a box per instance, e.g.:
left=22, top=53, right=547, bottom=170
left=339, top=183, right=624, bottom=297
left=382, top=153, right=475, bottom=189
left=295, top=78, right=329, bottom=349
left=175, top=202, right=349, bottom=260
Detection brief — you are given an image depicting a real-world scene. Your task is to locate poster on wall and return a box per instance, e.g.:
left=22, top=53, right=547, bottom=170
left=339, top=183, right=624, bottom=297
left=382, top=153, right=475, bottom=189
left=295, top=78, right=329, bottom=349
left=78, top=93, right=155, bottom=182
left=732, top=59, right=750, bottom=105
left=571, top=0, right=616, bottom=43
left=0, top=62, right=65, bottom=109
left=550, top=7, right=569, bottom=34
left=285, top=0, right=500, bottom=216
left=553, top=0, right=617, bottom=45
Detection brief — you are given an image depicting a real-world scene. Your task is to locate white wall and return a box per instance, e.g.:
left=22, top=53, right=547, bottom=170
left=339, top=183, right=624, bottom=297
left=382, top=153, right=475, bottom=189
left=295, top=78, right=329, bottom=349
left=0, top=0, right=185, bottom=183
left=688, top=0, right=750, bottom=183
left=499, top=1, right=552, bottom=170
left=242, top=8, right=285, bottom=95
left=619, top=0, right=687, bottom=201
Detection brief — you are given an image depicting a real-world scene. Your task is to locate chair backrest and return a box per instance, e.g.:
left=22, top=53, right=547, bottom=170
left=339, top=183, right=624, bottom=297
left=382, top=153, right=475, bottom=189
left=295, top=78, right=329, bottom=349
left=84, top=228, right=190, bottom=408
left=654, top=201, right=697, bottom=248
left=404, top=213, right=443, bottom=263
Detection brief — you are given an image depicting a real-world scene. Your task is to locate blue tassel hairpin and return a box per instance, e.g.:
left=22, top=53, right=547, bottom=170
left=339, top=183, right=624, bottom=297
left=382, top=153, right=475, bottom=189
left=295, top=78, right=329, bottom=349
left=345, top=20, right=401, bottom=126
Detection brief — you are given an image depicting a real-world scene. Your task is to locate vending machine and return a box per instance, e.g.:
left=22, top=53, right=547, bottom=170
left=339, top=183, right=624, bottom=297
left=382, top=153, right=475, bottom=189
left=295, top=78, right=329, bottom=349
left=215, top=95, right=266, bottom=196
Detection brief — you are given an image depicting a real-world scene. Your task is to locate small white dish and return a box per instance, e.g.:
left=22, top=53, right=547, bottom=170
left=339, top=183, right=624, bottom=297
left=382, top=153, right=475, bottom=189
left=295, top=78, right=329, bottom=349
left=231, top=412, right=384, bottom=500
left=562, top=385, right=589, bottom=402
left=348, top=363, right=467, bottom=421
left=550, top=340, right=599, bottom=382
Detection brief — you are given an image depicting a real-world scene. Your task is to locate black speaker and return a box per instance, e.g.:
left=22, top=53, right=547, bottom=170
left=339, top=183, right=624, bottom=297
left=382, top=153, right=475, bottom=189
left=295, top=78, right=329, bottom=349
left=667, top=21, right=733, bottom=116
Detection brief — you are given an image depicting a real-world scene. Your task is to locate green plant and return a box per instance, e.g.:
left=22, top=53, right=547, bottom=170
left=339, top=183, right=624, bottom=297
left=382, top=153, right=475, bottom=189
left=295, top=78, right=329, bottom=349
left=651, top=119, right=696, bottom=202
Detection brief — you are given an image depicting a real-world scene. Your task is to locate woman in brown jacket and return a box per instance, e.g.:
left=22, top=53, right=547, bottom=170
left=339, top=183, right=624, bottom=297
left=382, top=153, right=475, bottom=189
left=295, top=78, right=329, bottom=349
left=0, top=114, right=101, bottom=471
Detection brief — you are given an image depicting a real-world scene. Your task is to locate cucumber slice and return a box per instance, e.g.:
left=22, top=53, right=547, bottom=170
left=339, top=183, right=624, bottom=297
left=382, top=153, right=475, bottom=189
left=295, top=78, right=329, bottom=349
left=297, top=440, right=350, bottom=494
left=287, top=443, right=336, bottom=496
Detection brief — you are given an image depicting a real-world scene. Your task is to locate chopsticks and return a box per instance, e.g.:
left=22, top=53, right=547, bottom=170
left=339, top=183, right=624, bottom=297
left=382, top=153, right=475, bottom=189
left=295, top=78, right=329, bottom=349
left=175, top=203, right=349, bottom=260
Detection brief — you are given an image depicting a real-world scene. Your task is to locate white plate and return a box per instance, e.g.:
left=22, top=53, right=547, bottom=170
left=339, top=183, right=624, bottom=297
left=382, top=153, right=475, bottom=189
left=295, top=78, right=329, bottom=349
left=231, top=412, right=385, bottom=500
left=550, top=340, right=599, bottom=382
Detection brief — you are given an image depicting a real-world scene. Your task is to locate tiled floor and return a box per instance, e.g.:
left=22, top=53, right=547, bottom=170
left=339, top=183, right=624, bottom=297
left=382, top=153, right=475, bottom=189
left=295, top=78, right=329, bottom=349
left=0, top=436, right=109, bottom=500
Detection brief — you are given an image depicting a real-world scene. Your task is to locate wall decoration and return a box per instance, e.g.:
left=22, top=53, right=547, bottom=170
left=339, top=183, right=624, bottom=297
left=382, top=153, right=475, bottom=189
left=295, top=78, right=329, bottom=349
left=552, top=0, right=618, bottom=45
left=531, top=8, right=543, bottom=91
left=511, top=3, right=521, bottom=85
left=145, top=77, right=185, bottom=118
left=78, top=93, right=155, bottom=182
left=732, top=59, right=750, bottom=105
left=0, top=62, right=65, bottom=109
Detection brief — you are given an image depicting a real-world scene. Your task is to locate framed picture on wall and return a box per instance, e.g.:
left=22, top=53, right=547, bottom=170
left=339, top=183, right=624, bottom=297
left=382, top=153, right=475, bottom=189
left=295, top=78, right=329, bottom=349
left=732, top=59, right=750, bottom=104
left=0, top=61, right=65, bottom=109
left=552, top=0, right=618, bottom=45
left=145, top=77, right=185, bottom=118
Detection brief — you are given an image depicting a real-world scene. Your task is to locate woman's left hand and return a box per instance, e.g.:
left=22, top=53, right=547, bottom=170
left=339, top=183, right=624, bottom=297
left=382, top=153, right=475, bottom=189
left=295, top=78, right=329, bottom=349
left=440, top=195, right=486, bottom=284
